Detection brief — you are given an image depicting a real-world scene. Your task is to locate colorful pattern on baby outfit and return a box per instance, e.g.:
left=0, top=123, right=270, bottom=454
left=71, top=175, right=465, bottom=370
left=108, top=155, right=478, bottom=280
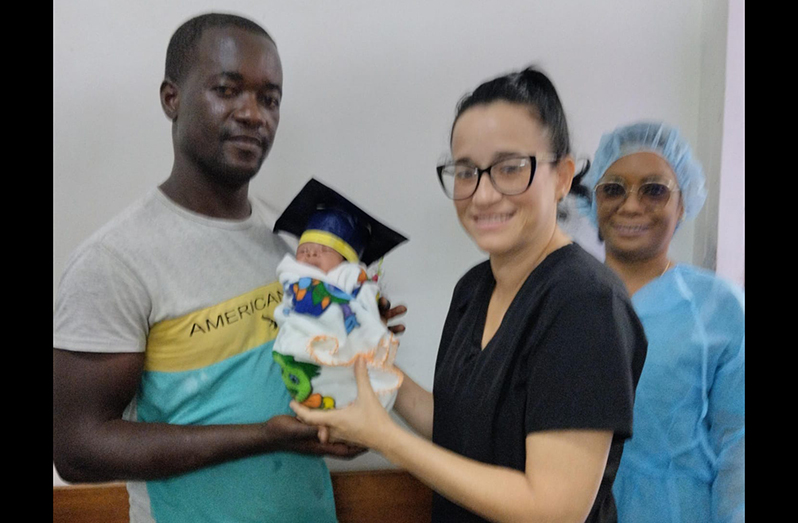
left=272, top=352, right=336, bottom=409
left=287, top=273, right=367, bottom=334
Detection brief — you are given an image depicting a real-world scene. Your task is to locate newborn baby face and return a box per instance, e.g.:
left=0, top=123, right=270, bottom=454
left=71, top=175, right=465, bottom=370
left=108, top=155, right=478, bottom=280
left=296, top=242, right=346, bottom=272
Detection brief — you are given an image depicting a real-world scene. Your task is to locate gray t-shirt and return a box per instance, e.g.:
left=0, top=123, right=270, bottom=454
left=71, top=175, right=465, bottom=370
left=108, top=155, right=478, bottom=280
left=53, top=188, right=338, bottom=523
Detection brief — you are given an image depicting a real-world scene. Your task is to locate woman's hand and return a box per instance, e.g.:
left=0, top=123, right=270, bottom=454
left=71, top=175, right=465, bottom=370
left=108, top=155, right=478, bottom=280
left=263, top=415, right=367, bottom=459
left=290, top=357, right=397, bottom=451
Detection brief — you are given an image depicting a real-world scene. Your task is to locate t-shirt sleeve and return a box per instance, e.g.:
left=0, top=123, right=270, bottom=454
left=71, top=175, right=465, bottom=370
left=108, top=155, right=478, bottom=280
left=53, top=242, right=151, bottom=353
left=524, top=286, right=646, bottom=438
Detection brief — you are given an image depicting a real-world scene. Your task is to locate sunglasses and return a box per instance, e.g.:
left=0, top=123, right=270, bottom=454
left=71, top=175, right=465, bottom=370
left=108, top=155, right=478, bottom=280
left=593, top=179, right=680, bottom=210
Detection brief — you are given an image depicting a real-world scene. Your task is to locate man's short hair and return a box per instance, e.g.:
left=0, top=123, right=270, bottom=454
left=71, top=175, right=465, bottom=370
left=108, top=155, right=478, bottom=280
left=165, top=12, right=275, bottom=85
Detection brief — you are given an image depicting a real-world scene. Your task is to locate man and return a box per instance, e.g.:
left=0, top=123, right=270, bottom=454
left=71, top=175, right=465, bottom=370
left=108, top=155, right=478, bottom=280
left=53, top=13, right=400, bottom=522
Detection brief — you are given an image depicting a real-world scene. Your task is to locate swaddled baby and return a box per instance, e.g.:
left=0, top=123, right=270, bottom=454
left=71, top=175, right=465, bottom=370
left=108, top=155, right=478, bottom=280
left=271, top=179, right=408, bottom=410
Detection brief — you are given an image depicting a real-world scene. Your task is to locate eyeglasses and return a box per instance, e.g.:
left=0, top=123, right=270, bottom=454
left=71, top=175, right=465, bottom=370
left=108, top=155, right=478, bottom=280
left=593, top=179, right=680, bottom=211
left=436, top=155, right=558, bottom=200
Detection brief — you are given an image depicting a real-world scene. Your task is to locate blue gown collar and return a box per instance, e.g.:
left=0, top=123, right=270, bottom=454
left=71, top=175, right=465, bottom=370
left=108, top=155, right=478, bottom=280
left=631, top=264, right=693, bottom=315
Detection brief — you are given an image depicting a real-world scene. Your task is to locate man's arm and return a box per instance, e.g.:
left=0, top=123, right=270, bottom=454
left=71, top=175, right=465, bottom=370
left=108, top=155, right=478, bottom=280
left=53, top=348, right=361, bottom=484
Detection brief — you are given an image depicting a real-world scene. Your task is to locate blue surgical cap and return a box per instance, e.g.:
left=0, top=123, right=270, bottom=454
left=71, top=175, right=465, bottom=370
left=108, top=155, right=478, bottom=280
left=577, top=121, right=707, bottom=228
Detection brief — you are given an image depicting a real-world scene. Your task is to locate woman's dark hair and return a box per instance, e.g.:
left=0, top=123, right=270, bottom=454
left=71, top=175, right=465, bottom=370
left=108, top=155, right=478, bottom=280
left=451, top=67, right=572, bottom=159
left=569, top=160, right=591, bottom=200
left=165, top=13, right=274, bottom=85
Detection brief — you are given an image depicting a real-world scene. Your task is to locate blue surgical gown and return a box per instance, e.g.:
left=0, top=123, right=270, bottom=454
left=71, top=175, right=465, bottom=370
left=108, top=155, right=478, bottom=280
left=613, top=264, right=745, bottom=523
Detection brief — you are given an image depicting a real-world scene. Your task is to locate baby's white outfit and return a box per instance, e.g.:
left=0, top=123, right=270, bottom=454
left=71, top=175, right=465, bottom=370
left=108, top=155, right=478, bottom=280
left=272, top=254, right=401, bottom=410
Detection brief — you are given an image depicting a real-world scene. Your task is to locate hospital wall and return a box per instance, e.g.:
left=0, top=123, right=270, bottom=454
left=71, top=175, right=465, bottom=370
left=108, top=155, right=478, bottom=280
left=53, top=0, right=744, bottom=485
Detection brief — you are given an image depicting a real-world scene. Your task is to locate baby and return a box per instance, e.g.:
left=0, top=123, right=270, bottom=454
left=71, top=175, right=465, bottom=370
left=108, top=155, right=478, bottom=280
left=271, top=179, right=408, bottom=410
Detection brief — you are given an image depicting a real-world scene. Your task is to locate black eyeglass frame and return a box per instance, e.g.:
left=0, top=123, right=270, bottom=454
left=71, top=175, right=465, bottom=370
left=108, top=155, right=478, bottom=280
left=435, top=154, right=559, bottom=200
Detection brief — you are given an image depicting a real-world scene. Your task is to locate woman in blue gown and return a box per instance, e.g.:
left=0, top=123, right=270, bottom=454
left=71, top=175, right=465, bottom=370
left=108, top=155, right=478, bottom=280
left=578, top=121, right=745, bottom=522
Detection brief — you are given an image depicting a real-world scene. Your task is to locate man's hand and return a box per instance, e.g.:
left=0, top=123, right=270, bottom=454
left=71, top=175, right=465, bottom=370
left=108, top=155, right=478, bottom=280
left=264, top=415, right=366, bottom=459
left=378, top=297, right=407, bottom=335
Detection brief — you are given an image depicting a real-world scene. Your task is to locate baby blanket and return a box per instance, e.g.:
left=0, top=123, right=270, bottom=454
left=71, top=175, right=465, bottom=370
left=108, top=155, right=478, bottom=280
left=272, top=255, right=402, bottom=410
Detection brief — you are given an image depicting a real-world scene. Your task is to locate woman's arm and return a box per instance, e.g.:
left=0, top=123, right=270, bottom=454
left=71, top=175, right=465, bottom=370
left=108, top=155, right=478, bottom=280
left=381, top=423, right=611, bottom=522
left=392, top=369, right=434, bottom=439
left=376, top=298, right=436, bottom=437
left=708, top=336, right=745, bottom=521
left=292, top=358, right=611, bottom=523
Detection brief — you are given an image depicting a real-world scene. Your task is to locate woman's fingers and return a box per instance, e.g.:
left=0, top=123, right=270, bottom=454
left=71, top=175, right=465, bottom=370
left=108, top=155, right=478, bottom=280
left=353, top=357, right=385, bottom=408
left=290, top=400, right=321, bottom=425
left=318, top=425, right=330, bottom=444
left=353, top=356, right=371, bottom=392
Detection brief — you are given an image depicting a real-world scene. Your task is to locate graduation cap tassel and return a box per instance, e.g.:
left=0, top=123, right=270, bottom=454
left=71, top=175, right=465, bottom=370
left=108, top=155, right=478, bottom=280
left=369, top=257, right=385, bottom=283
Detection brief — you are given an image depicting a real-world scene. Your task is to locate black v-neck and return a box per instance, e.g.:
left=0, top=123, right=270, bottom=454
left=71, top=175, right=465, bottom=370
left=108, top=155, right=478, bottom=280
left=470, top=244, right=575, bottom=353
left=471, top=272, right=494, bottom=352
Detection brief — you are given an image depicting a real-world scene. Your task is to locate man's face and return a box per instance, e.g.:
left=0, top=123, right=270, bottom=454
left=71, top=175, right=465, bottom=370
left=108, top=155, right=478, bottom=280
left=171, top=26, right=283, bottom=187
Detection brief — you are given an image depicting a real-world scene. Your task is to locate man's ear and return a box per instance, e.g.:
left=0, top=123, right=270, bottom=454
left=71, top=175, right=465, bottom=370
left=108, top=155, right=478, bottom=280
left=160, top=79, right=179, bottom=122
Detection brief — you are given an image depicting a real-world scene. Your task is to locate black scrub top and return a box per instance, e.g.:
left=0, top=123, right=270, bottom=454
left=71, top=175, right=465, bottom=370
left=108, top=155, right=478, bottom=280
left=431, top=244, right=647, bottom=523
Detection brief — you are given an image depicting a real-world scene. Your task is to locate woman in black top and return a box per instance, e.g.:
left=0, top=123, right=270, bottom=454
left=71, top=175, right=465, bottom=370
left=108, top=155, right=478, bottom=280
left=293, top=67, right=647, bottom=523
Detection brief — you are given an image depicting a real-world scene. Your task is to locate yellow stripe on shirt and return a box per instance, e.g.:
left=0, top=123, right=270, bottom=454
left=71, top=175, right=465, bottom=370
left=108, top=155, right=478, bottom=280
left=144, top=282, right=284, bottom=372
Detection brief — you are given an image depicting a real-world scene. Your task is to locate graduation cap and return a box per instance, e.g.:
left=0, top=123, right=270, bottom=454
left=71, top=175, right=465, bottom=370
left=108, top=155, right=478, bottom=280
left=274, top=178, right=408, bottom=266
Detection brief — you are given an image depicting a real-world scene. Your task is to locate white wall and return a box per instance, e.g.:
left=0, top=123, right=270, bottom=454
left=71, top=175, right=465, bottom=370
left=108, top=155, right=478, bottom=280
left=715, top=0, right=744, bottom=286
left=54, top=0, right=739, bottom=485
